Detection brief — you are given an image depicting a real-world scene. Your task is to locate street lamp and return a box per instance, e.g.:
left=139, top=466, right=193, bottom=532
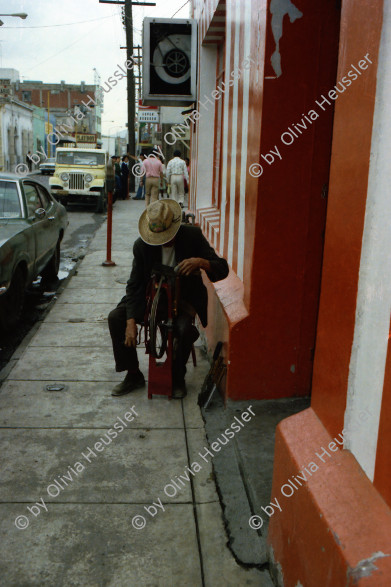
left=0, top=13, right=28, bottom=26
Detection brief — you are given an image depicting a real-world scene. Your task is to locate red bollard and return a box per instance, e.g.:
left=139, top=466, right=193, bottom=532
left=102, top=190, right=116, bottom=267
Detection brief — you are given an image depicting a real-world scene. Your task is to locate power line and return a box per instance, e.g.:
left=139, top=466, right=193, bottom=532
left=171, top=0, right=190, bottom=18
left=25, top=21, right=105, bottom=72
left=1, top=12, right=142, bottom=34
left=0, top=15, right=114, bottom=29
left=16, top=13, right=141, bottom=75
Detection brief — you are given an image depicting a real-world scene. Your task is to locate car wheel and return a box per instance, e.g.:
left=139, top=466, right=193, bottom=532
left=41, top=239, right=60, bottom=282
left=0, top=266, right=25, bottom=331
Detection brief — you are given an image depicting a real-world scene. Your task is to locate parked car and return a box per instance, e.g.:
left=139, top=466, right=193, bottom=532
left=39, top=157, right=56, bottom=175
left=0, top=174, right=68, bottom=330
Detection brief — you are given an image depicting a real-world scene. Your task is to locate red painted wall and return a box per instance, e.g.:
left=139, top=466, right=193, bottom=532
left=15, top=87, right=96, bottom=110
left=227, top=0, right=341, bottom=399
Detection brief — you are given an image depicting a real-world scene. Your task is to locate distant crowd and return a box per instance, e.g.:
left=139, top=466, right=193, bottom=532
left=110, top=150, right=190, bottom=208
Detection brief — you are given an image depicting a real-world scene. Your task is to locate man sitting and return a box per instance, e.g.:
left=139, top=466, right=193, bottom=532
left=108, top=199, right=229, bottom=399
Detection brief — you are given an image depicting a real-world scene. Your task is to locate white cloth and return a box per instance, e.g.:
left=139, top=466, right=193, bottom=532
left=170, top=174, right=185, bottom=204
left=166, top=157, right=189, bottom=182
left=161, top=245, right=176, bottom=267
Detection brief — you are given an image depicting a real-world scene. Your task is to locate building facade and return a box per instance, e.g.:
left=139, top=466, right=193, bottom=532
left=0, top=70, right=103, bottom=166
left=0, top=98, right=33, bottom=172
left=31, top=106, right=46, bottom=159
left=101, top=131, right=127, bottom=156
left=191, top=0, right=391, bottom=584
left=13, top=78, right=102, bottom=142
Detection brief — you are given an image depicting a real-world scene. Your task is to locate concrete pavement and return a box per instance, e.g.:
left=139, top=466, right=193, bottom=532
left=0, top=200, right=273, bottom=586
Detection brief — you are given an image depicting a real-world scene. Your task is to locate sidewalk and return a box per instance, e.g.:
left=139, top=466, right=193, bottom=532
left=0, top=200, right=272, bottom=586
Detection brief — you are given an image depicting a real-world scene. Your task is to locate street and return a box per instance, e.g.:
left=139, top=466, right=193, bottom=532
left=0, top=172, right=106, bottom=373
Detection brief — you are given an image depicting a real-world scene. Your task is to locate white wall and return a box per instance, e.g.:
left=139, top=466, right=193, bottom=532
left=344, top=1, right=391, bottom=480
left=0, top=101, right=33, bottom=171
left=0, top=68, right=20, bottom=83
left=160, top=107, right=185, bottom=124
left=195, top=44, right=217, bottom=209
left=102, top=136, right=116, bottom=154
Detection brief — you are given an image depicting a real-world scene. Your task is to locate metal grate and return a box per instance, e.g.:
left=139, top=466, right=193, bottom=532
left=69, top=173, right=84, bottom=190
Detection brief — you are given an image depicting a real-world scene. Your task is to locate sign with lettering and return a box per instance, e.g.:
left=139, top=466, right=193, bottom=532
left=75, top=133, right=96, bottom=143
left=138, top=111, right=160, bottom=123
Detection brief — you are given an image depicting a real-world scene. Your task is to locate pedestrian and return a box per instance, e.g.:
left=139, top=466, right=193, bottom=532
left=133, top=154, right=146, bottom=200
left=120, top=155, right=129, bottom=200
left=184, top=157, right=190, bottom=195
left=142, top=151, right=163, bottom=207
left=111, top=155, right=121, bottom=203
left=107, top=199, right=229, bottom=398
left=159, top=155, right=167, bottom=199
left=166, top=150, right=189, bottom=208
left=26, top=151, right=32, bottom=172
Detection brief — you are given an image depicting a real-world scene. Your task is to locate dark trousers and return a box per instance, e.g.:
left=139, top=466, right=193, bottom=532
left=114, top=175, right=121, bottom=202
left=108, top=302, right=198, bottom=382
left=121, top=175, right=129, bottom=199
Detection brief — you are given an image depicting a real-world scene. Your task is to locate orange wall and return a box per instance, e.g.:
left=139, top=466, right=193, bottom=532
left=268, top=408, right=391, bottom=586
left=311, top=0, right=383, bottom=436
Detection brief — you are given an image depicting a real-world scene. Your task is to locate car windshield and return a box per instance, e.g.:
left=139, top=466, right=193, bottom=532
left=56, top=151, right=105, bottom=166
left=0, top=181, right=22, bottom=219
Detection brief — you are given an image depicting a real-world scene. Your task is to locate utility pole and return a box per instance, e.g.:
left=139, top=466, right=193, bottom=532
left=125, top=0, right=135, bottom=192
left=98, top=0, right=156, bottom=193
left=47, top=91, right=51, bottom=158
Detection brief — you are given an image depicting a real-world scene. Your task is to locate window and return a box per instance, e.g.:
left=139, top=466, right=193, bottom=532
left=22, top=90, right=32, bottom=102
left=0, top=181, right=22, bottom=218
left=37, top=186, right=51, bottom=210
left=56, top=151, right=105, bottom=166
left=23, top=184, right=42, bottom=216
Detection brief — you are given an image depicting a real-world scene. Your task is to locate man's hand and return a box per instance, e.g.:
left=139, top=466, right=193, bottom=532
left=125, top=318, right=138, bottom=347
left=177, top=258, right=211, bottom=276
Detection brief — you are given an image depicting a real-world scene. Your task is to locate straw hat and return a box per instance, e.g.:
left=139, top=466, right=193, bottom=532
left=139, top=199, right=182, bottom=245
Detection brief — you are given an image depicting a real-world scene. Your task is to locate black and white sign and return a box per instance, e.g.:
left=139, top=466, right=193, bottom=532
left=138, top=111, right=160, bottom=123
left=142, top=18, right=197, bottom=106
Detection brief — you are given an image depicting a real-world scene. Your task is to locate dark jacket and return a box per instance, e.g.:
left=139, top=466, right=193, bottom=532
left=121, top=161, right=129, bottom=177
left=124, top=224, right=229, bottom=326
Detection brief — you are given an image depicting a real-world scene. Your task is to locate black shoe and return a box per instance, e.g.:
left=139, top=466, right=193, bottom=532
left=111, top=370, right=145, bottom=396
left=172, top=380, right=187, bottom=399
